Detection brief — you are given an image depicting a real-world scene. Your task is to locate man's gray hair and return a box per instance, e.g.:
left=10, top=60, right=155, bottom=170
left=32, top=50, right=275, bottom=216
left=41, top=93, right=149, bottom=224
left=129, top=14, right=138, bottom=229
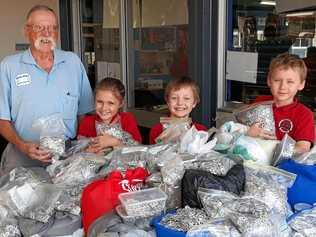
left=26, top=5, right=57, bottom=22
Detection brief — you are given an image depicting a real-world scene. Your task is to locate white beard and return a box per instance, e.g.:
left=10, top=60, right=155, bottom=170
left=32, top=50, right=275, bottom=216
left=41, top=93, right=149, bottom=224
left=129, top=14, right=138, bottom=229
left=34, top=37, right=56, bottom=51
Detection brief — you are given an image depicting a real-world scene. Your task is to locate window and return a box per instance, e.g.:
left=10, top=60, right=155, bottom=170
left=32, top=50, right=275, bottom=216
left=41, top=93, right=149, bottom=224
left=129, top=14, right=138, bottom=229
left=80, top=0, right=121, bottom=90
left=128, top=0, right=189, bottom=112
left=79, top=0, right=189, bottom=115
left=226, top=0, right=316, bottom=110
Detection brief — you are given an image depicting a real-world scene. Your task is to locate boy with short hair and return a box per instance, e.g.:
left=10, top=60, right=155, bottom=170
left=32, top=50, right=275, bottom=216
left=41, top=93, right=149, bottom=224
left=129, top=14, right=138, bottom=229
left=149, top=76, right=207, bottom=144
left=248, top=53, right=315, bottom=152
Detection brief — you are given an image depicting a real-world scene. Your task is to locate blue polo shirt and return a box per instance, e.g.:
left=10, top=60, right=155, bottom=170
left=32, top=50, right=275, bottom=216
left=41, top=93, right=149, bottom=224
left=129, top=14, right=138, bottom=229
left=0, top=48, right=94, bottom=141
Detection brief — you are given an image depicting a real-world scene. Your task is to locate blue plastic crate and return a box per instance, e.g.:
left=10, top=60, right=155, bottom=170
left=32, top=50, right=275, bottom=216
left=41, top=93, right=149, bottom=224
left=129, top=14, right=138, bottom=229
left=151, top=212, right=186, bottom=237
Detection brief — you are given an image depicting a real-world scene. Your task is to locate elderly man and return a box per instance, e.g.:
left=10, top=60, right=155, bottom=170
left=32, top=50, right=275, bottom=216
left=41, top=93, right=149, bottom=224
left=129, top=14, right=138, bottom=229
left=0, top=5, right=94, bottom=175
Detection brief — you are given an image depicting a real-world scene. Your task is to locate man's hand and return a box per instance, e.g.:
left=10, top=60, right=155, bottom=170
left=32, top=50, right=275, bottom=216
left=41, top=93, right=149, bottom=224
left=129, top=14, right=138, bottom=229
left=20, top=142, right=52, bottom=162
left=0, top=120, right=52, bottom=162
left=247, top=122, right=276, bottom=140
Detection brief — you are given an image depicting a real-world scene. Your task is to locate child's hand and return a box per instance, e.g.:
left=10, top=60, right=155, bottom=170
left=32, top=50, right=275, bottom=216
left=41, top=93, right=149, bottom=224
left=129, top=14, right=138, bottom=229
left=85, top=145, right=104, bottom=154
left=86, top=134, right=122, bottom=153
left=247, top=122, right=276, bottom=140
left=94, top=133, right=122, bottom=147
left=295, top=141, right=312, bottom=154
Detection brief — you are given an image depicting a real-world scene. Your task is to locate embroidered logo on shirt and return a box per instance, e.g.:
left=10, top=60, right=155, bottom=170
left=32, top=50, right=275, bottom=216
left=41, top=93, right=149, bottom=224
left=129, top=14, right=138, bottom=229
left=278, top=119, right=293, bottom=133
left=15, top=73, right=31, bottom=87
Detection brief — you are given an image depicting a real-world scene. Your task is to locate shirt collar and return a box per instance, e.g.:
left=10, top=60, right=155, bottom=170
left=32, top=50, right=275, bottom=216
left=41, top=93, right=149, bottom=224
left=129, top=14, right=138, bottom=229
left=95, top=113, right=121, bottom=124
left=273, top=98, right=298, bottom=111
left=21, top=48, right=66, bottom=66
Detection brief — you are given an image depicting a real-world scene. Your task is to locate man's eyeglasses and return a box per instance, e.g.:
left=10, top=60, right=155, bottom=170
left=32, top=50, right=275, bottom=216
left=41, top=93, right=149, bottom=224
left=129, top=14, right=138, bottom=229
left=26, top=24, right=58, bottom=33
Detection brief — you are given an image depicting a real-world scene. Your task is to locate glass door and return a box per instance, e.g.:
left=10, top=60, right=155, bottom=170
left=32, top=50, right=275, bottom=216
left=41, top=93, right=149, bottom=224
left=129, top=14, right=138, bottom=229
left=127, top=0, right=189, bottom=111
left=77, top=0, right=193, bottom=132
left=225, top=0, right=316, bottom=110
left=79, top=0, right=121, bottom=90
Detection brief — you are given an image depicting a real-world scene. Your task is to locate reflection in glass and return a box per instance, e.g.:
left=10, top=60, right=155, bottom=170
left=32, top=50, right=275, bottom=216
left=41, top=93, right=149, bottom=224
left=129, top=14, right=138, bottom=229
left=226, top=0, right=316, bottom=110
left=131, top=0, right=189, bottom=111
left=79, top=0, right=189, bottom=112
left=80, top=0, right=121, bottom=90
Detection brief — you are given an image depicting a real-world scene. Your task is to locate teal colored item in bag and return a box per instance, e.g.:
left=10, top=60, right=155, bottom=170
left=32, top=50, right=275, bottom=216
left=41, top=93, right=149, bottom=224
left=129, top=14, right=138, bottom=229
left=231, top=145, right=254, bottom=161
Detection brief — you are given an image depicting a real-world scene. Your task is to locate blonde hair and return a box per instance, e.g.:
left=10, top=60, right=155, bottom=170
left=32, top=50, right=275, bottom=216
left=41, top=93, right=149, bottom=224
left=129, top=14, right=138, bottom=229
left=165, top=76, right=200, bottom=103
left=268, top=53, right=307, bottom=82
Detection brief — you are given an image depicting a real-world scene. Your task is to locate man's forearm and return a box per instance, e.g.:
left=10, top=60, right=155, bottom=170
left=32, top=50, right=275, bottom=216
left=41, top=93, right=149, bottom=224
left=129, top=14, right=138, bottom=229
left=0, top=119, right=52, bottom=162
left=0, top=119, right=25, bottom=150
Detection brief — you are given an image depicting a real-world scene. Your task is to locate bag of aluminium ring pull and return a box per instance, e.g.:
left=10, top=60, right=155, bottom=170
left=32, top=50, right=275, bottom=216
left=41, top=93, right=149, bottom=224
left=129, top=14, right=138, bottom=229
left=234, top=100, right=275, bottom=136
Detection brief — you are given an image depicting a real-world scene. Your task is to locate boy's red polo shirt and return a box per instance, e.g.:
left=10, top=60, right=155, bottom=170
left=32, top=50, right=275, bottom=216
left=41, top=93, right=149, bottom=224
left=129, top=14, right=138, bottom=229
left=273, top=100, right=314, bottom=142
left=255, top=96, right=314, bottom=142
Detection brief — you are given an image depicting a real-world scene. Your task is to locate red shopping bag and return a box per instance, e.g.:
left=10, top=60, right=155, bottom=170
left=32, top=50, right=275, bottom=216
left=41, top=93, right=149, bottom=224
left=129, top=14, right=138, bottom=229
left=81, top=167, right=149, bottom=233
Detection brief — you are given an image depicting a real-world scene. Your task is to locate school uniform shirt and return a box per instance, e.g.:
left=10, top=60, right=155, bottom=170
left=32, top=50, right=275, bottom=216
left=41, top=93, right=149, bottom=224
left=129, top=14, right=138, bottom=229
left=149, top=122, right=207, bottom=144
left=254, top=96, right=314, bottom=142
left=273, top=100, right=314, bottom=142
left=77, top=112, right=142, bottom=143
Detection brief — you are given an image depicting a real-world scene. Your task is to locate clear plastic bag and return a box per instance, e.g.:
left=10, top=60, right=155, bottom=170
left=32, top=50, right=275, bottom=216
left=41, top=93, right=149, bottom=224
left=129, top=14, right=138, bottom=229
left=62, top=138, right=91, bottom=158
left=228, top=135, right=270, bottom=164
left=100, top=146, right=148, bottom=176
left=48, top=152, right=106, bottom=185
left=0, top=167, right=61, bottom=223
left=198, top=188, right=238, bottom=219
left=156, top=150, right=185, bottom=208
left=292, top=145, right=316, bottom=165
left=155, top=118, right=190, bottom=144
left=244, top=162, right=296, bottom=217
left=180, top=126, right=217, bottom=154
left=31, top=113, right=67, bottom=157
left=96, top=120, right=139, bottom=146
left=197, top=187, right=290, bottom=237
left=161, top=156, right=185, bottom=186
left=272, top=134, right=296, bottom=166
left=0, top=204, right=21, bottom=237
left=160, top=206, right=210, bottom=232
left=48, top=153, right=107, bottom=215
left=160, top=182, right=182, bottom=210
left=156, top=151, right=178, bottom=168
left=0, top=224, right=21, bottom=237
left=186, top=220, right=241, bottom=237
left=185, top=151, right=236, bottom=176
left=145, top=172, right=162, bottom=185
left=216, top=121, right=249, bottom=145
left=228, top=197, right=284, bottom=237
left=218, top=121, right=249, bottom=135
left=293, top=152, right=316, bottom=165
left=120, top=229, right=154, bottom=237
left=289, top=205, right=316, bottom=236
left=55, top=185, right=83, bottom=216
left=146, top=172, right=182, bottom=210
left=234, top=101, right=275, bottom=135
left=147, top=144, right=174, bottom=156
left=146, top=144, right=178, bottom=172
left=230, top=211, right=281, bottom=237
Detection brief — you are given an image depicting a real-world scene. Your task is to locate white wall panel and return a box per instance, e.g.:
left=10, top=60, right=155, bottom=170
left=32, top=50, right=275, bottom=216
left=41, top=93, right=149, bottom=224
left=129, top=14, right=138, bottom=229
left=0, top=0, right=59, bottom=61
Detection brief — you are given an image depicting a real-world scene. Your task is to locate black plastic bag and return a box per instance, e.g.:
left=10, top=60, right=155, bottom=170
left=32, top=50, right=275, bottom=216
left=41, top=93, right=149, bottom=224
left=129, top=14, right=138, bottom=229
left=182, top=164, right=245, bottom=208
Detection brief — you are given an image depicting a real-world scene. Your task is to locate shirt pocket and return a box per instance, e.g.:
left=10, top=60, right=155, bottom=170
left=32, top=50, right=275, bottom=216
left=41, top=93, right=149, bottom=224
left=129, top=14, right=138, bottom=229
left=62, top=94, right=79, bottom=120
